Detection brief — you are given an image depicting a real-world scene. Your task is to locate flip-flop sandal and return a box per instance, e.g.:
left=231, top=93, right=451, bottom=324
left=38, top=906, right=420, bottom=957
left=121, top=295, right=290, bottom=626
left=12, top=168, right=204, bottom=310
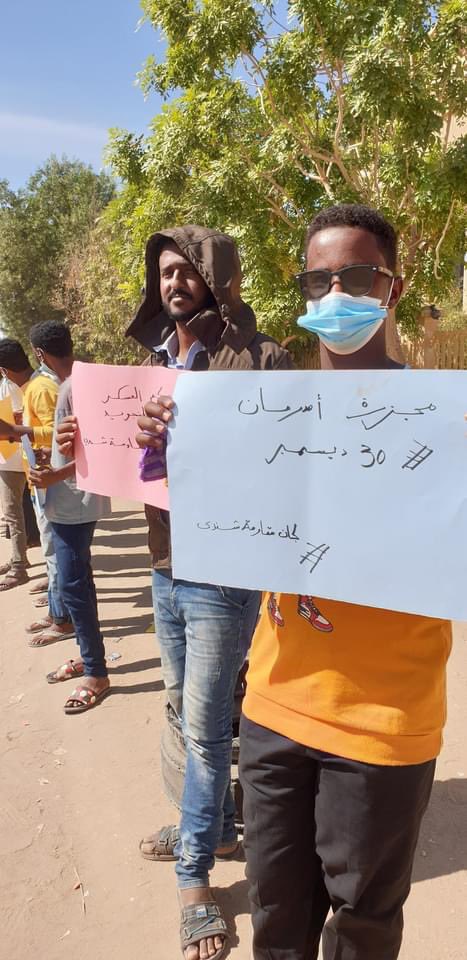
left=28, top=627, right=75, bottom=647
left=139, top=825, right=239, bottom=862
left=46, top=659, right=84, bottom=684
left=180, top=901, right=228, bottom=960
left=64, top=684, right=110, bottom=714
left=27, top=616, right=53, bottom=634
left=29, top=577, right=49, bottom=595
left=33, top=595, right=49, bottom=608
left=0, top=571, right=29, bottom=590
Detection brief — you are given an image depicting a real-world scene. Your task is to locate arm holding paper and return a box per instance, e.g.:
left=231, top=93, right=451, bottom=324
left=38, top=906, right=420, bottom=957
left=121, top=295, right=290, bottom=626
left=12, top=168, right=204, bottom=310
left=56, top=415, right=78, bottom=457
left=29, top=460, right=76, bottom=489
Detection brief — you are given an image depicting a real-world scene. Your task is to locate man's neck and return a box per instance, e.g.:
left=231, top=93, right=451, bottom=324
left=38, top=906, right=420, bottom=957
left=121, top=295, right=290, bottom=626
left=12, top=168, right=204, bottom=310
left=52, top=358, right=73, bottom=383
left=176, top=322, right=199, bottom=364
left=319, top=328, right=402, bottom=370
left=14, top=368, right=33, bottom=387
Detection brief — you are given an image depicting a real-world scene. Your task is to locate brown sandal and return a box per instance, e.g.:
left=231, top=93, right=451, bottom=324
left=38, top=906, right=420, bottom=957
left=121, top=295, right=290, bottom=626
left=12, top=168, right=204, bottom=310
left=180, top=900, right=228, bottom=960
left=0, top=570, right=29, bottom=591
left=139, top=825, right=239, bottom=862
left=64, top=684, right=110, bottom=714
left=46, top=659, right=84, bottom=684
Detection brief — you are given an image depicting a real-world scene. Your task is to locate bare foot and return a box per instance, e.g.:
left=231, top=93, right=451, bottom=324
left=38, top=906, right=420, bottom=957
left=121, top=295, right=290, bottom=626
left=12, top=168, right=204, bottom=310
left=179, top=887, right=225, bottom=960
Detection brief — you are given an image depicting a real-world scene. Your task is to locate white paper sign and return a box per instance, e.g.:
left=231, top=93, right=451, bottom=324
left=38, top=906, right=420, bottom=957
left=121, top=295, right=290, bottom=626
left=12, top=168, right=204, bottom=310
left=168, top=370, right=467, bottom=621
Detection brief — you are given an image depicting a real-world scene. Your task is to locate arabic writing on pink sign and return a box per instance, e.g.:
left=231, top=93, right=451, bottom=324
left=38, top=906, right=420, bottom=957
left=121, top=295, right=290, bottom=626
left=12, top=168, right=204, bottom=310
left=72, top=362, right=180, bottom=509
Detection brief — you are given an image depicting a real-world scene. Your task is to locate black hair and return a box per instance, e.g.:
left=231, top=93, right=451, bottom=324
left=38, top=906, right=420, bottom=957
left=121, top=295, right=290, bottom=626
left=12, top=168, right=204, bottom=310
left=0, top=338, right=31, bottom=372
left=29, top=320, right=73, bottom=358
left=306, top=204, right=398, bottom=271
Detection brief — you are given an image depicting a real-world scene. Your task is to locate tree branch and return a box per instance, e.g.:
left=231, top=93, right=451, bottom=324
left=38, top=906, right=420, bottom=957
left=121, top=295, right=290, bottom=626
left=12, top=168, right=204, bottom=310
left=434, top=198, right=456, bottom=279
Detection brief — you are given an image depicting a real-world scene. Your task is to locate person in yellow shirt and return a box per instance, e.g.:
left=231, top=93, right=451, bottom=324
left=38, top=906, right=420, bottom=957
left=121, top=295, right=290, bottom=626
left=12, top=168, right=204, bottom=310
left=240, top=204, right=452, bottom=960
left=0, top=323, right=74, bottom=646
left=0, top=341, right=34, bottom=589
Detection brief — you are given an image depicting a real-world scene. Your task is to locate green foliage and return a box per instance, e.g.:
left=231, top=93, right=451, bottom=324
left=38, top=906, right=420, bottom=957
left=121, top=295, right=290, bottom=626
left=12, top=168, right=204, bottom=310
left=59, top=214, right=144, bottom=364
left=438, top=282, right=466, bottom=331
left=0, top=157, right=115, bottom=343
left=106, top=0, right=466, bottom=341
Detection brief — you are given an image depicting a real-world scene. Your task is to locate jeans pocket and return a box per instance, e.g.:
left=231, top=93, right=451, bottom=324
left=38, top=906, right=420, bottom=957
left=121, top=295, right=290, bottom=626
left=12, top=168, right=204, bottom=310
left=217, top=585, right=252, bottom=610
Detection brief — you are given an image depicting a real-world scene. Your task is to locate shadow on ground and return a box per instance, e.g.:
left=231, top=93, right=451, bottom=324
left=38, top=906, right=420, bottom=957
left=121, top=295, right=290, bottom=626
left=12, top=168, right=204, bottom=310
left=214, top=880, right=250, bottom=958
left=101, top=614, right=153, bottom=639
left=107, top=657, right=161, bottom=675
left=413, top=778, right=467, bottom=882
left=93, top=552, right=151, bottom=575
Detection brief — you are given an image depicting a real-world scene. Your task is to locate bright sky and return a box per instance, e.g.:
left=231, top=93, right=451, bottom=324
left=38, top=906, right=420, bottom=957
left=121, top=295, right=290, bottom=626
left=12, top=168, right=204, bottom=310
left=0, top=0, right=163, bottom=188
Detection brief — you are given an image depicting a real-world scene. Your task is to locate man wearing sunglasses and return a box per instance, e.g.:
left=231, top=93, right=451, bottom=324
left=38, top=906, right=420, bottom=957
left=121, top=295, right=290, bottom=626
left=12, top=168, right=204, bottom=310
left=240, top=204, right=452, bottom=960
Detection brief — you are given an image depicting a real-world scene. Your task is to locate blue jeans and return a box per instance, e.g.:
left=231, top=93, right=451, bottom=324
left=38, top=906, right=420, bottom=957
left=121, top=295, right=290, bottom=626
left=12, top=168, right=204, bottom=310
left=32, top=494, right=69, bottom=623
left=51, top=521, right=107, bottom=678
left=152, top=570, right=260, bottom=889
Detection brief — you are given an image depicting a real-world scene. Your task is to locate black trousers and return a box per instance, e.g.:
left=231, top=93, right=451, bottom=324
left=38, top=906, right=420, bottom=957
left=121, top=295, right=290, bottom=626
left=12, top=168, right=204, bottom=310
left=240, top=716, right=435, bottom=960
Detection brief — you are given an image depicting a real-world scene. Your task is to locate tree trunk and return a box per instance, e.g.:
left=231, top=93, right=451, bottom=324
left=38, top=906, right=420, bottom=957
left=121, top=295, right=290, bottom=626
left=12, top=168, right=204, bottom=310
left=385, top=308, right=405, bottom=364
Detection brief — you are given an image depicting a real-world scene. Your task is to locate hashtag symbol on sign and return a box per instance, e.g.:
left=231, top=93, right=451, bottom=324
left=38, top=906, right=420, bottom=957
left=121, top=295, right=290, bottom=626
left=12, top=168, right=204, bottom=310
left=299, top=543, right=330, bottom=573
left=402, top=440, right=434, bottom=471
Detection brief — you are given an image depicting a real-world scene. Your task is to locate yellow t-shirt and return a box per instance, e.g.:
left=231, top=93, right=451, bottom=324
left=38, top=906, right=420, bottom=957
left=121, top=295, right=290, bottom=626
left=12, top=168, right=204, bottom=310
left=243, top=592, right=452, bottom=766
left=23, top=373, right=58, bottom=449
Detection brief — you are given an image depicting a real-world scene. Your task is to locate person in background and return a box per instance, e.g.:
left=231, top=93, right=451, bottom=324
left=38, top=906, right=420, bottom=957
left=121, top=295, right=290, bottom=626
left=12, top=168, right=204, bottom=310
left=0, top=323, right=74, bottom=645
left=0, top=341, right=34, bottom=589
left=58, top=225, right=291, bottom=960
left=240, top=204, right=452, bottom=960
left=30, top=362, right=111, bottom=714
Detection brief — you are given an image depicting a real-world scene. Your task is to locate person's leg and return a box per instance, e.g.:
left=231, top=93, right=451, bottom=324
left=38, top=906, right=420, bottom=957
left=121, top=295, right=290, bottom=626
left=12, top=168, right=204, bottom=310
left=240, top=716, right=330, bottom=960
left=176, top=585, right=261, bottom=890
left=0, top=471, right=28, bottom=584
left=22, top=483, right=40, bottom=547
left=315, top=753, right=436, bottom=960
left=31, top=495, right=69, bottom=622
left=27, top=497, right=73, bottom=646
left=50, top=521, right=106, bottom=678
left=152, top=568, right=188, bottom=719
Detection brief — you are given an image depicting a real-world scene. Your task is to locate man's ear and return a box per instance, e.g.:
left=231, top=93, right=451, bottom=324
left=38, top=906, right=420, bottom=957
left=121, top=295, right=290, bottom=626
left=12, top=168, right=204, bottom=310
left=388, top=276, right=403, bottom=310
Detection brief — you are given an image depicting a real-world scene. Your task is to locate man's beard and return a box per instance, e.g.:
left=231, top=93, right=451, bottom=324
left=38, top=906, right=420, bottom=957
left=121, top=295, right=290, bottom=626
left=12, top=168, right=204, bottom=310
left=162, top=293, right=199, bottom=324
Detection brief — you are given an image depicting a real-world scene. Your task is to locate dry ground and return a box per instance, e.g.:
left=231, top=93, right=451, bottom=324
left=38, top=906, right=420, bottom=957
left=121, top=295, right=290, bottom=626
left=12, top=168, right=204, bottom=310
left=1, top=500, right=466, bottom=960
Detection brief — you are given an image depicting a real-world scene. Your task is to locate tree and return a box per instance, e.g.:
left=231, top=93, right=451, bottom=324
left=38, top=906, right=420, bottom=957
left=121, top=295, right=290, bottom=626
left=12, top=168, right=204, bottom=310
left=0, top=157, right=115, bottom=343
left=60, top=217, right=144, bottom=364
left=106, top=0, right=466, bottom=357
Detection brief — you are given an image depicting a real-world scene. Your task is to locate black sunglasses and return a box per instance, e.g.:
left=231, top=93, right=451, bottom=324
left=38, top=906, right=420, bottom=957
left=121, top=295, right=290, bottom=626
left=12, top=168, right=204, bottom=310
left=295, top=264, right=394, bottom=301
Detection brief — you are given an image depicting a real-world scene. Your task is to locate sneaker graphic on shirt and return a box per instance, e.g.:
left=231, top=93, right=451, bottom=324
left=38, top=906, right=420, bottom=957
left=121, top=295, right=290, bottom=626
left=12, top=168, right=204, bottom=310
left=267, top=593, right=285, bottom=627
left=297, top=595, right=333, bottom=633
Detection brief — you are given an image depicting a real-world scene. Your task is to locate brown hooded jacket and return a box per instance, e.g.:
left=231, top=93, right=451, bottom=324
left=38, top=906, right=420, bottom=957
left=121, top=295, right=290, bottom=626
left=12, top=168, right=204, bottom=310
left=126, top=225, right=292, bottom=568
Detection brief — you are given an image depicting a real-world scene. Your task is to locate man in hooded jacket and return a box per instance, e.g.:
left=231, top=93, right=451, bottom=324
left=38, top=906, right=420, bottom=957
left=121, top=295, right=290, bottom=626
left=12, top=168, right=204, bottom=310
left=58, top=225, right=291, bottom=960
left=133, top=227, right=291, bottom=960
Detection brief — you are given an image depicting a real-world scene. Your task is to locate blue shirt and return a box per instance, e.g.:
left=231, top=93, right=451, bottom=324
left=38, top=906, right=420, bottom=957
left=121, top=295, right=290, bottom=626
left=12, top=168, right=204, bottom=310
left=156, top=331, right=204, bottom=370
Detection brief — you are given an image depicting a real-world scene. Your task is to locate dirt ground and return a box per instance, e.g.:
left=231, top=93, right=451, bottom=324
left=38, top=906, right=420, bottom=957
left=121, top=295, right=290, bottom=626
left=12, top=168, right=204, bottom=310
left=1, top=500, right=466, bottom=960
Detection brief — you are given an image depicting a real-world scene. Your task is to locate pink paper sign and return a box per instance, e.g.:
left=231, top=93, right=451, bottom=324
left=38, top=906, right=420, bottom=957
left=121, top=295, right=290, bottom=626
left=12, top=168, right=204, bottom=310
left=72, top=362, right=180, bottom=509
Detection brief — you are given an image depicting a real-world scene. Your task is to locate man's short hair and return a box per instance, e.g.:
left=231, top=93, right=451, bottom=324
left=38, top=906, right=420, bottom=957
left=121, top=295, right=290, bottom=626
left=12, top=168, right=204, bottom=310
left=306, top=204, right=398, bottom=271
left=30, top=320, right=73, bottom=358
left=0, top=337, right=31, bottom=372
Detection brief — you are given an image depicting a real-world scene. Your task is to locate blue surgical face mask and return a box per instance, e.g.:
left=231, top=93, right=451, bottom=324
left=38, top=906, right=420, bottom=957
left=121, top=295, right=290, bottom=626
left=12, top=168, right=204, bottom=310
left=35, top=358, right=60, bottom=384
left=297, top=291, right=388, bottom=355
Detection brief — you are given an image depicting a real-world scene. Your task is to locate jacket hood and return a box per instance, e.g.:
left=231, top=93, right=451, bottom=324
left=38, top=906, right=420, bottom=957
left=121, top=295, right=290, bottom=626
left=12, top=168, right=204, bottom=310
left=126, top=225, right=257, bottom=354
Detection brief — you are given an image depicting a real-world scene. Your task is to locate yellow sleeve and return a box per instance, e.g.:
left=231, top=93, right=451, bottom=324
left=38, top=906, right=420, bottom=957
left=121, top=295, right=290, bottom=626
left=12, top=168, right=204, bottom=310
left=29, top=380, right=58, bottom=447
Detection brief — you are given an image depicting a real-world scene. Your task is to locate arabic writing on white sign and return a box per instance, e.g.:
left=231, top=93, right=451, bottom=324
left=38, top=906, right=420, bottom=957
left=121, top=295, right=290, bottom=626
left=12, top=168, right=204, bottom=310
left=168, top=369, right=467, bottom=621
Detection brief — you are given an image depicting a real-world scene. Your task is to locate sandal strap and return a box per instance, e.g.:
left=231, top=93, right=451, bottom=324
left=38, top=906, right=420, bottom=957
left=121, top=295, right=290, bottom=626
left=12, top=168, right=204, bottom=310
left=68, top=686, right=98, bottom=705
left=55, top=660, right=82, bottom=680
left=180, top=902, right=227, bottom=949
left=156, top=824, right=180, bottom=855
